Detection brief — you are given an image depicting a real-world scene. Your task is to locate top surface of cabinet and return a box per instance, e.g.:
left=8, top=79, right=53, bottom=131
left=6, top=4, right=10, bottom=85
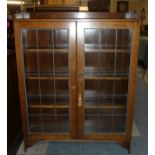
left=14, top=11, right=140, bottom=21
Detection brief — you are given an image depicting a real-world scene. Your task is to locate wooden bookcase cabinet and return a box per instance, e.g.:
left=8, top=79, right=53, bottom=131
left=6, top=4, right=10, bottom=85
left=44, top=0, right=75, bottom=5
left=14, top=16, right=140, bottom=152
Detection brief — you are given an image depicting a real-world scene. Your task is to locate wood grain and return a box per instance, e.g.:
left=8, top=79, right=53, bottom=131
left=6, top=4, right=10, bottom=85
left=14, top=13, right=140, bottom=152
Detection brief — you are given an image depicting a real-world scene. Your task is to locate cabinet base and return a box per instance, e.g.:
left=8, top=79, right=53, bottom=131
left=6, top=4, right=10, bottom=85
left=23, top=138, right=131, bottom=153
left=119, top=141, right=131, bottom=153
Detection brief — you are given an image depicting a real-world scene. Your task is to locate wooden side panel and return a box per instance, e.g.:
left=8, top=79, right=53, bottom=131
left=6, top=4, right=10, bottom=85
left=14, top=22, right=28, bottom=147
left=7, top=52, right=22, bottom=154
left=126, top=21, right=140, bottom=140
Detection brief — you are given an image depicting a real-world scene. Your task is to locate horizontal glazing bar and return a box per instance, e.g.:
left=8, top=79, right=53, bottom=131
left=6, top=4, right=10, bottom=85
left=25, top=76, right=68, bottom=80
left=27, top=93, right=69, bottom=97
left=24, top=48, right=69, bottom=53
left=25, top=73, right=69, bottom=76
left=84, top=105, right=126, bottom=109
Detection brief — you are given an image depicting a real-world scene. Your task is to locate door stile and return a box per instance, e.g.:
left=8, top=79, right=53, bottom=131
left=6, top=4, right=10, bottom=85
left=69, top=22, right=77, bottom=138
left=77, top=22, right=85, bottom=138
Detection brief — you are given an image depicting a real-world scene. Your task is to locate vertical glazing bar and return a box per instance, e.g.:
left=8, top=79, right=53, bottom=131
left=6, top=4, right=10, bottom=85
left=67, top=29, right=70, bottom=130
left=36, top=29, right=43, bottom=132
left=84, top=28, right=86, bottom=130
left=125, top=29, right=132, bottom=131
left=111, top=29, right=117, bottom=132
left=52, top=29, right=57, bottom=132
left=21, top=30, right=30, bottom=133
left=98, top=28, right=101, bottom=131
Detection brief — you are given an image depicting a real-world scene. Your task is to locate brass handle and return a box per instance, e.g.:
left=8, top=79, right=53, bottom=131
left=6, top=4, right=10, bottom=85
left=78, top=94, right=82, bottom=107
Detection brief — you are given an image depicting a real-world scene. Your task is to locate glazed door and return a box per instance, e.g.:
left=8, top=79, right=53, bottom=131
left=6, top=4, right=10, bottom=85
left=15, top=22, right=76, bottom=138
left=77, top=22, right=135, bottom=139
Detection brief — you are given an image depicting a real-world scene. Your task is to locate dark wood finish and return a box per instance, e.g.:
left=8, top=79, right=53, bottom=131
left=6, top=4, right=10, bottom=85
left=28, top=12, right=125, bottom=19
left=7, top=51, right=23, bottom=155
left=119, top=141, right=131, bottom=153
left=76, top=19, right=139, bottom=153
left=88, top=0, right=110, bottom=12
left=14, top=12, right=140, bottom=152
left=69, top=22, right=77, bottom=138
left=77, top=22, right=85, bottom=138
left=14, top=22, right=29, bottom=149
left=26, top=5, right=79, bottom=12
left=14, top=21, right=77, bottom=150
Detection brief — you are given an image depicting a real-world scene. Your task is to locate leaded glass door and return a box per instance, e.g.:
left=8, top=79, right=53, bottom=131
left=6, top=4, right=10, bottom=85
left=16, top=22, right=76, bottom=138
left=77, top=22, right=133, bottom=139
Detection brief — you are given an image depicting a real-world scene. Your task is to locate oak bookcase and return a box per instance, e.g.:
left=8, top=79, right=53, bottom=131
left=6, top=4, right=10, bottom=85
left=14, top=12, right=140, bottom=152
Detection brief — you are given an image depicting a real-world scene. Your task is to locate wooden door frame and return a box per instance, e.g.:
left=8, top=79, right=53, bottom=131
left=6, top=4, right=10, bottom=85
left=14, top=21, right=77, bottom=149
left=76, top=21, right=140, bottom=140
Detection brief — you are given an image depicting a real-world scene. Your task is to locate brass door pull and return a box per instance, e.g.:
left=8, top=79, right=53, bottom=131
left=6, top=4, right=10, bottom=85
left=78, top=94, right=82, bottom=107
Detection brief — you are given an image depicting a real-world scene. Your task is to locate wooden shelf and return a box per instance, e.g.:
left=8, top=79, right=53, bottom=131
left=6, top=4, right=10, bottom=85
left=25, top=68, right=69, bottom=76
left=85, top=48, right=130, bottom=53
left=85, top=113, right=126, bottom=116
left=29, top=105, right=69, bottom=109
left=85, top=90, right=128, bottom=97
left=85, top=105, right=126, bottom=109
left=85, top=76, right=128, bottom=80
left=84, top=67, right=129, bottom=76
left=27, top=92, right=69, bottom=97
left=29, top=104, right=125, bottom=109
left=24, top=48, right=68, bottom=53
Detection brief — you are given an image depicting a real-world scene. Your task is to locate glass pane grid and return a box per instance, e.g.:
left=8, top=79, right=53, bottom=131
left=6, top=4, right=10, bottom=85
left=22, top=28, right=70, bottom=134
left=84, top=28, right=131, bottom=134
